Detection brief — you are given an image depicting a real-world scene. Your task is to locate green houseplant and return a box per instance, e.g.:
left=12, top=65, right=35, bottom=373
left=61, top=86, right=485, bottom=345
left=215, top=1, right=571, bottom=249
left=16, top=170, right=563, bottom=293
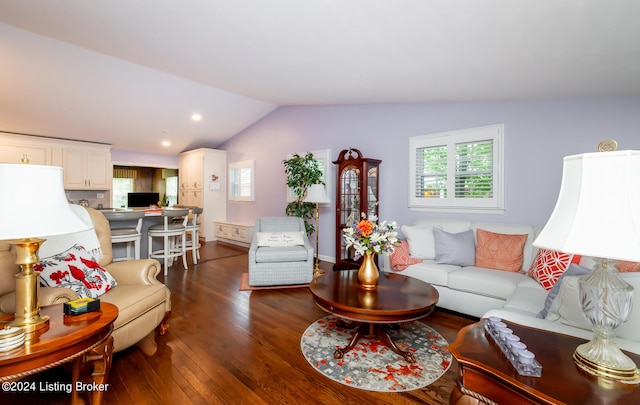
left=283, top=152, right=324, bottom=235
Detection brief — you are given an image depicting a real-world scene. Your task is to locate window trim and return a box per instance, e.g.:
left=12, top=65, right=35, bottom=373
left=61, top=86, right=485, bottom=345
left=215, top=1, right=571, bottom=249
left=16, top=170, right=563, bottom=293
left=409, top=124, right=505, bottom=214
left=228, top=160, right=255, bottom=203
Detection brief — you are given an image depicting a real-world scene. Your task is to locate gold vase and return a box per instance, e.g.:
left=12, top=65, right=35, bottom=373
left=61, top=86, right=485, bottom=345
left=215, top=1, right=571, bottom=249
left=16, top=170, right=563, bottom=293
left=358, top=252, right=379, bottom=289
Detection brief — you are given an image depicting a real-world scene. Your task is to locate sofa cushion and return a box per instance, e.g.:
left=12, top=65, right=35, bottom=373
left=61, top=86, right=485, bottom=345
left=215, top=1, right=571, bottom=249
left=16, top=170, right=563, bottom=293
left=255, top=246, right=309, bottom=263
left=448, top=266, right=528, bottom=300
left=391, top=260, right=460, bottom=287
left=37, top=244, right=117, bottom=299
left=256, top=231, right=305, bottom=247
left=433, top=228, right=475, bottom=266
left=475, top=229, right=528, bottom=272
left=401, top=225, right=438, bottom=259
left=502, top=286, right=549, bottom=316
left=390, top=240, right=423, bottom=270
left=528, top=248, right=581, bottom=290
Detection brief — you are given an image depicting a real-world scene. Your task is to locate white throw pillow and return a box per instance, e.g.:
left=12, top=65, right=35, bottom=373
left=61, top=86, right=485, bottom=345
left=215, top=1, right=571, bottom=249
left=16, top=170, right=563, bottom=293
left=256, top=232, right=305, bottom=247
left=545, top=276, right=592, bottom=330
left=401, top=225, right=440, bottom=259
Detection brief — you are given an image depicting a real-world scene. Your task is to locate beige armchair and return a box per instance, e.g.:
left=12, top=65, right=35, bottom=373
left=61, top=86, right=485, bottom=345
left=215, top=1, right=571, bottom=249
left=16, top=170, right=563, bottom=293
left=0, top=207, right=171, bottom=354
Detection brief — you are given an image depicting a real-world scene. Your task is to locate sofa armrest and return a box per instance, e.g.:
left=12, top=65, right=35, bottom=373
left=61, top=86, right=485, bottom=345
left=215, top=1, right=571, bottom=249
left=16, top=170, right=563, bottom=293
left=0, top=287, right=78, bottom=314
left=41, top=287, right=78, bottom=305
left=104, top=259, right=163, bottom=285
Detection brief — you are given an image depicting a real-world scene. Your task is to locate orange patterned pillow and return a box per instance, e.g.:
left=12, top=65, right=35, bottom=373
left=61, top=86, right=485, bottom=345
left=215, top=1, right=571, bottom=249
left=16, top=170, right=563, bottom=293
left=390, top=240, right=423, bottom=271
left=615, top=261, right=640, bottom=273
left=475, top=229, right=528, bottom=272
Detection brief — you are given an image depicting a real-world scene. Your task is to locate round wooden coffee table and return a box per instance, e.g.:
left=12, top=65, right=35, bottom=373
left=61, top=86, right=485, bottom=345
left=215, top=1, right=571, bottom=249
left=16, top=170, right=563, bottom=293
left=309, top=269, right=439, bottom=363
left=0, top=302, right=118, bottom=405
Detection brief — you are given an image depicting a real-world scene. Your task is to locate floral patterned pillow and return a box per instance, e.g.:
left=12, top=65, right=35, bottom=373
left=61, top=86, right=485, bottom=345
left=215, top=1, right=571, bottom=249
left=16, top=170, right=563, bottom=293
left=36, top=244, right=117, bottom=298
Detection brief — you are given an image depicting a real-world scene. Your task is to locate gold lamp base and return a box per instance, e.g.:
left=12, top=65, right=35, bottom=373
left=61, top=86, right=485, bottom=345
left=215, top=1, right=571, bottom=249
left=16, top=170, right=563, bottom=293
left=7, top=238, right=51, bottom=333
left=574, top=339, right=640, bottom=384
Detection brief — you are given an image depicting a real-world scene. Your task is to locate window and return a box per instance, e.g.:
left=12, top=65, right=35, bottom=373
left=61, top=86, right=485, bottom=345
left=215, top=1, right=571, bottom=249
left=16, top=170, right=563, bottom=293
left=165, top=176, right=178, bottom=206
left=112, top=178, right=133, bottom=208
left=409, top=124, right=504, bottom=213
left=229, top=160, right=255, bottom=202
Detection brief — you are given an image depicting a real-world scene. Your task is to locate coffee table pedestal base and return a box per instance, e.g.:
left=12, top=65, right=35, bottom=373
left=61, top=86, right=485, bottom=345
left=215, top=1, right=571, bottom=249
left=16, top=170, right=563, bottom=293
left=333, top=321, right=416, bottom=363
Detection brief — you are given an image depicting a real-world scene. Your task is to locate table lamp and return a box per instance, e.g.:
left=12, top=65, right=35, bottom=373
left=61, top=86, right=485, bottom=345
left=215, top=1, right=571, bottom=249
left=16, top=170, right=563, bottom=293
left=304, top=184, right=330, bottom=276
left=0, top=163, right=92, bottom=332
left=534, top=149, right=640, bottom=383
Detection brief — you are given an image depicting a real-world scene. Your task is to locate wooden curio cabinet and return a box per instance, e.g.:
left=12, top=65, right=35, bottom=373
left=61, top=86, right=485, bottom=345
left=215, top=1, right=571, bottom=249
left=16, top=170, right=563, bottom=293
left=333, top=148, right=381, bottom=270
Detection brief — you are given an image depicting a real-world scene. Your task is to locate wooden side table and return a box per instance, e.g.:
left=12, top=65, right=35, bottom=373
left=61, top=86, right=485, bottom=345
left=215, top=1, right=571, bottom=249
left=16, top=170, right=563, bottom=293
left=0, top=302, right=118, bottom=405
left=449, top=320, right=640, bottom=405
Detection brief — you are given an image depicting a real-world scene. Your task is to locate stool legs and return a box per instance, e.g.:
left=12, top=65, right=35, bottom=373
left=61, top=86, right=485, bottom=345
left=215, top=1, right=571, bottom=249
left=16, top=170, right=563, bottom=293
left=148, top=232, right=188, bottom=276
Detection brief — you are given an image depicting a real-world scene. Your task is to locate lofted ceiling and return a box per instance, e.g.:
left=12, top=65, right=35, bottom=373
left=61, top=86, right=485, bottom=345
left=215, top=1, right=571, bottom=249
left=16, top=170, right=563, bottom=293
left=1, top=1, right=639, bottom=155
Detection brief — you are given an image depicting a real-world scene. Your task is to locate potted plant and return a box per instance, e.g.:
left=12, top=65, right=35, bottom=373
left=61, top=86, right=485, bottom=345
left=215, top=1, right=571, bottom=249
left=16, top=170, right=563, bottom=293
left=283, top=152, right=324, bottom=235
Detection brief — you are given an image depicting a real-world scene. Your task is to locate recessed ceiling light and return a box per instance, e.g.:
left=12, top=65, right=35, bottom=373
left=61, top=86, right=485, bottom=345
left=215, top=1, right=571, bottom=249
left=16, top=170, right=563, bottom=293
left=191, top=113, right=202, bottom=122
left=162, top=141, right=171, bottom=147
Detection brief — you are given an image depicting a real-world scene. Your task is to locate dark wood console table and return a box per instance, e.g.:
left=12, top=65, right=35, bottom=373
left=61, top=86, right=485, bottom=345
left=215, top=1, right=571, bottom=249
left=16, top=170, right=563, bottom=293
left=449, top=320, right=640, bottom=404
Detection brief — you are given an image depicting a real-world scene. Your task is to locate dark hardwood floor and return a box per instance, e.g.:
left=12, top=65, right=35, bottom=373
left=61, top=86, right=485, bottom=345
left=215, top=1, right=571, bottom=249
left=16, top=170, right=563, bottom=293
left=2, top=242, right=476, bottom=405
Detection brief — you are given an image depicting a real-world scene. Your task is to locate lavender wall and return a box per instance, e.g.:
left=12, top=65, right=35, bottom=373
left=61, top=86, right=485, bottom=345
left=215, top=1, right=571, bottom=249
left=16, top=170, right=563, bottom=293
left=220, top=97, right=640, bottom=262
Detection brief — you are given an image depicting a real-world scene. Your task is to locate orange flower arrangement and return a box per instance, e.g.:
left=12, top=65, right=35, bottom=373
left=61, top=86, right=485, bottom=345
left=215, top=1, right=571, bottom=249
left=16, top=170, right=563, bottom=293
left=343, top=213, right=398, bottom=259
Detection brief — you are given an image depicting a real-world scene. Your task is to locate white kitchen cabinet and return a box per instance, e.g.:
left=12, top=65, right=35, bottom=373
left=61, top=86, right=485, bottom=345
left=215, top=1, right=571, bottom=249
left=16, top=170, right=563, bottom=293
left=0, top=142, right=52, bottom=165
left=62, top=145, right=112, bottom=189
left=178, top=148, right=226, bottom=241
left=0, top=133, right=112, bottom=191
left=214, top=221, right=255, bottom=247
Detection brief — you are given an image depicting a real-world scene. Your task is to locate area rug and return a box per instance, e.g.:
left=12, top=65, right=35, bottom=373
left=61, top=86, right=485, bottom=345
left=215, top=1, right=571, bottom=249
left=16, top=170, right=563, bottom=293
left=300, top=316, right=451, bottom=392
left=239, top=272, right=310, bottom=291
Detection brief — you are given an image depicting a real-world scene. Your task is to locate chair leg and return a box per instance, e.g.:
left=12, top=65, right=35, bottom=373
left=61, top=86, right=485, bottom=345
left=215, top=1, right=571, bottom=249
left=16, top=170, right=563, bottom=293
left=134, top=238, right=141, bottom=260
left=181, top=233, right=188, bottom=270
left=191, top=231, right=198, bottom=264
left=163, top=234, right=169, bottom=276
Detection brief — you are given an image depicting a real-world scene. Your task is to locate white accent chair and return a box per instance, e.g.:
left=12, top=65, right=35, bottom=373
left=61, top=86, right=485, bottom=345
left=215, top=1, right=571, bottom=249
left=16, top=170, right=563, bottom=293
left=248, top=217, right=314, bottom=286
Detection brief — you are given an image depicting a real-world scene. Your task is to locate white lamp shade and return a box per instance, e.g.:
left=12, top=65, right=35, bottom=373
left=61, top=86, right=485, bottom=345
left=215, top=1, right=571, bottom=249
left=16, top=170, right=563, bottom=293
left=0, top=164, right=92, bottom=240
left=533, top=151, right=640, bottom=262
left=304, top=184, right=331, bottom=204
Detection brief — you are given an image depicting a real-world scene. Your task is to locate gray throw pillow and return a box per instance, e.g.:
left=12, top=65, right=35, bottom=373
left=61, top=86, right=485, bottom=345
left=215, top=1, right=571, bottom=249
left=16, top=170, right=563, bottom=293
left=433, top=228, right=476, bottom=266
left=537, top=264, right=591, bottom=318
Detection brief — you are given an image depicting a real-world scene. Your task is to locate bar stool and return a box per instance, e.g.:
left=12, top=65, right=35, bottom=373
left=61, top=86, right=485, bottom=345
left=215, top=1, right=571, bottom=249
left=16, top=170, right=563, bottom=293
left=102, top=210, right=145, bottom=262
left=148, top=208, right=189, bottom=276
left=184, top=206, right=203, bottom=264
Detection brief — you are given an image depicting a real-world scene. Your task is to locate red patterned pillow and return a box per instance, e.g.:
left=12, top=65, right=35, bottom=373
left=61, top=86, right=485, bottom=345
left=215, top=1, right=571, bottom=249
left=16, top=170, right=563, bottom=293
left=528, top=248, right=581, bottom=290
left=36, top=244, right=117, bottom=298
left=390, top=240, right=423, bottom=271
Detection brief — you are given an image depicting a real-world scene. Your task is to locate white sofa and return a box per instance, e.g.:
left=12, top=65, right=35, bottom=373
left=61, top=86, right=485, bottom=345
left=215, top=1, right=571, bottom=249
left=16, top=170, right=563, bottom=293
left=383, top=219, right=640, bottom=355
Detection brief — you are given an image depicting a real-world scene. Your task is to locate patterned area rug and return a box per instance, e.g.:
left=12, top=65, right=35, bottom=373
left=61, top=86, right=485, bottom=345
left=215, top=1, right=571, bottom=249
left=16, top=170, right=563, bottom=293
left=301, top=316, right=451, bottom=392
